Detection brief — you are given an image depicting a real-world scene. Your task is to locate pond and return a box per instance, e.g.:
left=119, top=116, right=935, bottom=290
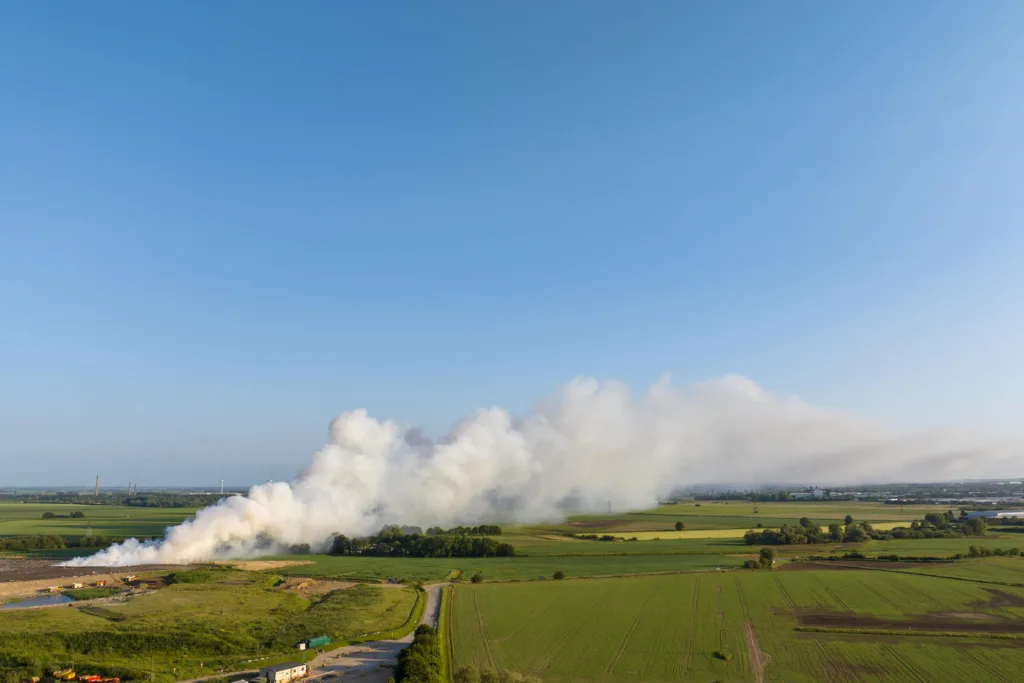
left=0, top=594, right=74, bottom=610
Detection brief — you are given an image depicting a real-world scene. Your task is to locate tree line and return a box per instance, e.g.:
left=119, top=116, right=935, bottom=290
left=330, top=527, right=514, bottom=558
left=0, top=534, right=130, bottom=551
left=744, top=513, right=988, bottom=546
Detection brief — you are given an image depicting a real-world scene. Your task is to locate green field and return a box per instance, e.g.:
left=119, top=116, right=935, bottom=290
left=0, top=502, right=197, bottom=540
left=276, top=552, right=741, bottom=584
left=449, top=566, right=1024, bottom=682
left=0, top=567, right=417, bottom=681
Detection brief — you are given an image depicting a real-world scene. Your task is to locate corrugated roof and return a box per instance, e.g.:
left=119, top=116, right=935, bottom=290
left=261, top=663, right=305, bottom=675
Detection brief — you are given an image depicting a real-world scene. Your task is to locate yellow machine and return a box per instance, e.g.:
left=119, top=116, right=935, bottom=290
left=53, top=670, right=76, bottom=681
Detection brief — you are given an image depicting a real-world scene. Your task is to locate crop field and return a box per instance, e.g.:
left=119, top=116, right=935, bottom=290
left=605, top=522, right=910, bottom=542
left=899, top=556, right=1024, bottom=585
left=449, top=566, right=1024, bottom=682
left=0, top=566, right=417, bottom=681
left=276, top=553, right=741, bottom=584
left=0, top=502, right=196, bottom=540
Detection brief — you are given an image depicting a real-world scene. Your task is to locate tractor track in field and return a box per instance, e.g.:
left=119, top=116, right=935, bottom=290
left=472, top=587, right=498, bottom=671
left=677, top=575, right=701, bottom=678
left=605, top=582, right=659, bottom=675
left=811, top=573, right=853, bottom=611
left=735, top=576, right=770, bottom=683
left=773, top=575, right=796, bottom=608
left=534, top=586, right=615, bottom=673
left=493, top=595, right=560, bottom=645
left=855, top=576, right=911, bottom=615
left=883, top=644, right=928, bottom=683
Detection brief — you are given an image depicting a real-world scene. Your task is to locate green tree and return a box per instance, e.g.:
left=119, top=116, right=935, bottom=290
left=470, top=572, right=483, bottom=584
left=70, top=510, right=85, bottom=519
left=479, top=671, right=500, bottom=683
left=827, top=522, right=843, bottom=542
left=844, top=514, right=854, bottom=526
left=41, top=511, right=55, bottom=519
left=965, top=517, right=987, bottom=536
left=454, top=666, right=481, bottom=683
left=674, top=521, right=684, bottom=531
left=799, top=517, right=814, bottom=528
left=759, top=547, right=776, bottom=568
left=553, top=570, right=566, bottom=580
left=777, top=490, right=791, bottom=501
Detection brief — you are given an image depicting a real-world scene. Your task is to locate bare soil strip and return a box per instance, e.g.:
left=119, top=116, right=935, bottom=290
left=216, top=559, right=313, bottom=571
left=744, top=621, right=768, bottom=683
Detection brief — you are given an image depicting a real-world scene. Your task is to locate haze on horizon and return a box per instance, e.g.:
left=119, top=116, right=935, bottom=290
left=2, top=3, right=1023, bottom=488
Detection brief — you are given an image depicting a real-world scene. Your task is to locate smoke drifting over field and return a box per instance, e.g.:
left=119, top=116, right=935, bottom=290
left=65, top=375, right=1017, bottom=566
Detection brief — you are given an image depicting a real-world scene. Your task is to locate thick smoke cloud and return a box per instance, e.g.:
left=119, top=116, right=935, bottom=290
left=64, top=375, right=1019, bottom=566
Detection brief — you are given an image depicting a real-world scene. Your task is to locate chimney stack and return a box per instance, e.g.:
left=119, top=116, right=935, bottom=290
left=95, top=475, right=99, bottom=496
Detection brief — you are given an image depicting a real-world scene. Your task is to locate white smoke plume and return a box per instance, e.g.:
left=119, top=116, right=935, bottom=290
left=64, top=375, right=1019, bottom=566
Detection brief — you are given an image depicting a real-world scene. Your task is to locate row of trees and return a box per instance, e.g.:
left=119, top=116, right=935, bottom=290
left=329, top=530, right=515, bottom=558
left=392, top=624, right=442, bottom=683
left=744, top=515, right=988, bottom=546
left=424, top=525, right=502, bottom=536
left=0, top=534, right=127, bottom=551
left=41, top=510, right=86, bottom=519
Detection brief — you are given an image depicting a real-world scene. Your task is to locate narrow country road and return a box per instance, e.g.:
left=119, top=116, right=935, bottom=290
left=179, top=583, right=447, bottom=683
left=305, top=582, right=448, bottom=682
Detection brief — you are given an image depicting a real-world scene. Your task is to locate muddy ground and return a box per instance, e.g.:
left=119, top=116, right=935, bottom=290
left=0, top=558, right=182, bottom=583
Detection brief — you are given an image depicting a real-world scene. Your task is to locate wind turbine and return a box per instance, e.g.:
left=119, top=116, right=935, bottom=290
left=219, top=480, right=224, bottom=495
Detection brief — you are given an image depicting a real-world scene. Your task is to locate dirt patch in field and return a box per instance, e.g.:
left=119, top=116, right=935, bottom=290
left=0, top=559, right=180, bottom=600
left=743, top=621, right=769, bottom=683
left=219, top=559, right=313, bottom=571
left=279, top=577, right=356, bottom=594
left=977, top=589, right=1024, bottom=608
left=798, top=611, right=1024, bottom=633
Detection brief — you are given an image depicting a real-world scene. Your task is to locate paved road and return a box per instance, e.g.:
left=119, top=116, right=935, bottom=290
left=180, top=583, right=447, bottom=683
left=305, top=583, right=447, bottom=682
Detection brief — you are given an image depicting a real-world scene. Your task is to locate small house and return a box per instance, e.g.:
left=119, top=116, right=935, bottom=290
left=259, top=663, right=307, bottom=683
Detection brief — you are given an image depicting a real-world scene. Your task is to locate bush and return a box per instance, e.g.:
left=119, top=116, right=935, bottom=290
left=470, top=572, right=483, bottom=584
left=41, top=511, right=55, bottom=519
left=70, top=511, right=86, bottom=518
left=553, top=570, right=566, bottom=580
left=675, top=521, right=684, bottom=531
left=713, top=650, right=733, bottom=661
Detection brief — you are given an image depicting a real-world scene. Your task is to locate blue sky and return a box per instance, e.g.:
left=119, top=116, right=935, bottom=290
left=2, top=2, right=1022, bottom=486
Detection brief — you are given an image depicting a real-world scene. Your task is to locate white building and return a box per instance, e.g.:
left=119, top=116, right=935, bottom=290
left=964, top=510, right=1024, bottom=519
left=259, top=663, right=307, bottom=683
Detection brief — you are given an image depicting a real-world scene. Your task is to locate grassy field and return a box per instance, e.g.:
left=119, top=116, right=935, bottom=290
left=0, top=502, right=197, bottom=540
left=449, top=565, right=1024, bottom=682
left=276, top=553, right=741, bottom=584
left=0, top=566, right=417, bottom=681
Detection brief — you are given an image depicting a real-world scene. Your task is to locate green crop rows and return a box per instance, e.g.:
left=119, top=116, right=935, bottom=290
left=449, top=568, right=1024, bottom=682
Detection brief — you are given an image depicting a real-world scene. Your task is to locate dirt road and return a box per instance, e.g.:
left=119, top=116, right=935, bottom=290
left=304, top=583, right=447, bottom=682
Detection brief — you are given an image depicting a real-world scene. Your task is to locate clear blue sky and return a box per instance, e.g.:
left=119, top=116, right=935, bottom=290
left=2, top=2, right=1022, bottom=486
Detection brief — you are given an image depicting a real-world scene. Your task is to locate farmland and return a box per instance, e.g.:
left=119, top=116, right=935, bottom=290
left=0, top=503, right=196, bottom=542
left=0, top=566, right=417, bottom=681
left=6, top=497, right=1024, bottom=681
left=274, top=552, right=741, bottom=584
left=449, top=566, right=1024, bottom=682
